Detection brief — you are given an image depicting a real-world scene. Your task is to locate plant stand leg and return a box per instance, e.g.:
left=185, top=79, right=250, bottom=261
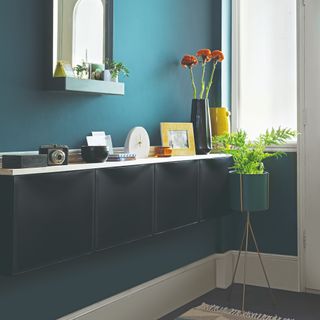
left=228, top=215, right=247, bottom=303
left=241, top=211, right=250, bottom=312
left=248, top=218, right=276, bottom=307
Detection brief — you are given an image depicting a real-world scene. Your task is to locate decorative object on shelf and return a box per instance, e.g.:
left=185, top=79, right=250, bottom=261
left=54, top=61, right=75, bottom=78
left=154, top=146, right=173, bottom=158
left=160, top=122, right=195, bottom=156
left=74, top=62, right=89, bottom=79
left=107, top=153, right=136, bottom=161
left=81, top=146, right=109, bottom=163
left=39, top=144, right=69, bottom=166
left=2, top=155, right=48, bottom=169
left=90, top=131, right=114, bottom=154
left=124, top=127, right=150, bottom=159
left=90, top=63, right=105, bottom=80
left=105, top=135, right=114, bottom=154
left=191, top=98, right=212, bottom=155
left=86, top=135, right=106, bottom=147
left=82, top=131, right=111, bottom=163
left=104, top=59, right=129, bottom=82
left=210, top=107, right=230, bottom=136
left=181, top=49, right=224, bottom=155
left=213, top=127, right=297, bottom=312
left=103, top=70, right=113, bottom=82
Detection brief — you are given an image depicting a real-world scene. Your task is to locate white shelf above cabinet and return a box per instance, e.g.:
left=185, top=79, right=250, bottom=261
left=0, top=154, right=230, bottom=176
left=49, top=77, right=125, bottom=95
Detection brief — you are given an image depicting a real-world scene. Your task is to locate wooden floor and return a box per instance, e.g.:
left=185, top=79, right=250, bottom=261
left=160, top=284, right=320, bottom=320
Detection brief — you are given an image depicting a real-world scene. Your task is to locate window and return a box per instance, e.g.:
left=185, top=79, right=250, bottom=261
left=73, top=0, right=104, bottom=66
left=233, top=0, right=297, bottom=140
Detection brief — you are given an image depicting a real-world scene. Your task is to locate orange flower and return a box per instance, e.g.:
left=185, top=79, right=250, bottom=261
left=181, top=55, right=198, bottom=68
left=211, top=50, right=224, bottom=62
left=196, top=49, right=212, bottom=63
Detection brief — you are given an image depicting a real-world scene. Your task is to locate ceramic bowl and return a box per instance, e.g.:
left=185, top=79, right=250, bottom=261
left=81, top=146, right=109, bottom=163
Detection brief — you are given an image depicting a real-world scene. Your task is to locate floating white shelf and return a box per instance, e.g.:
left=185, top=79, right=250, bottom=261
left=0, top=154, right=229, bottom=176
left=49, top=77, right=125, bottom=95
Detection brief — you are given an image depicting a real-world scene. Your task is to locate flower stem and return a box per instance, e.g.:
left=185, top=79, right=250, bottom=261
left=189, top=67, right=197, bottom=99
left=205, top=61, right=217, bottom=99
left=199, top=63, right=206, bottom=99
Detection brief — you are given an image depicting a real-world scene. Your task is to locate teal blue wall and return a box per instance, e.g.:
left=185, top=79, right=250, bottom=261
left=252, top=153, right=297, bottom=255
left=232, top=153, right=298, bottom=256
left=0, top=0, right=222, bottom=152
left=0, top=1, right=298, bottom=319
left=0, top=0, right=227, bottom=319
left=0, top=220, right=237, bottom=319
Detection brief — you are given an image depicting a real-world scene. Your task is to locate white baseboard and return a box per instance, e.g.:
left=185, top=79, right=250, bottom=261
left=229, top=251, right=299, bottom=292
left=58, top=251, right=299, bottom=320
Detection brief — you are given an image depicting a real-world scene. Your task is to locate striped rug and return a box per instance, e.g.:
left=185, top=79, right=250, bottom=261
left=176, top=303, right=294, bottom=320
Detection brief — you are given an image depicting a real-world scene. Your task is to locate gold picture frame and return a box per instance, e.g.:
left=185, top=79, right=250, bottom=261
left=160, top=122, right=196, bottom=156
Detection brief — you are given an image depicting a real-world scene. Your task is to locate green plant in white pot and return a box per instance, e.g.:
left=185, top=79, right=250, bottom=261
left=212, top=127, right=297, bottom=212
left=104, top=59, right=129, bottom=82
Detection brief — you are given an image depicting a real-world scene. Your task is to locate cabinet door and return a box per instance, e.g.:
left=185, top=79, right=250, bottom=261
left=155, top=161, right=198, bottom=233
left=95, top=166, right=154, bottom=250
left=199, top=158, right=232, bottom=220
left=13, top=171, right=94, bottom=273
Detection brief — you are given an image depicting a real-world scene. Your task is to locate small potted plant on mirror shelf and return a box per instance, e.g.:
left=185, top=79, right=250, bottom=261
left=74, top=62, right=89, bottom=80
left=212, top=127, right=297, bottom=212
left=104, top=59, right=129, bottom=82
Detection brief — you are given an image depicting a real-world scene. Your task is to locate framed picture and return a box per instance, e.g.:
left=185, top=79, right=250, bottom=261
left=90, top=63, right=105, bottom=80
left=160, top=122, right=196, bottom=156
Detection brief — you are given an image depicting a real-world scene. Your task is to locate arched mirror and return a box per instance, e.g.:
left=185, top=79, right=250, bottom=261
left=53, top=0, right=113, bottom=73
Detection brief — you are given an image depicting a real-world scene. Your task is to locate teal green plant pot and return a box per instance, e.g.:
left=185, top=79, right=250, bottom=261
left=229, top=171, right=269, bottom=212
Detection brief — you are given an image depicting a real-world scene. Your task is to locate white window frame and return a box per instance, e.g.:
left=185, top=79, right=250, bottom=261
left=232, top=0, right=306, bottom=293
left=231, top=0, right=298, bottom=152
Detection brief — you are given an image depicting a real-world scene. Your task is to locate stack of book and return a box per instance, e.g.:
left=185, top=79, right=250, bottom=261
left=107, top=153, right=136, bottom=162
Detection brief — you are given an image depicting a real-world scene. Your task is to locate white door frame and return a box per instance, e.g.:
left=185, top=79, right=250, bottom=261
left=297, top=0, right=306, bottom=293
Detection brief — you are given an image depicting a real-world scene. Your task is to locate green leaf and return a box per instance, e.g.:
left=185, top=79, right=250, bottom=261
left=212, top=127, right=297, bottom=174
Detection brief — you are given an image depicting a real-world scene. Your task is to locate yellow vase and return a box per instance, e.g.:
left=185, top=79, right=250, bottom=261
left=210, top=107, right=231, bottom=136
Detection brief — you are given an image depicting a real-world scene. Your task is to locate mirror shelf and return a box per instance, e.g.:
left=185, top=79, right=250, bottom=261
left=48, top=0, right=117, bottom=95
left=50, top=78, right=124, bottom=95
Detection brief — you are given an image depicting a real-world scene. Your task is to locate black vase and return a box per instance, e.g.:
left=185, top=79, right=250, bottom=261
left=191, top=99, right=212, bottom=155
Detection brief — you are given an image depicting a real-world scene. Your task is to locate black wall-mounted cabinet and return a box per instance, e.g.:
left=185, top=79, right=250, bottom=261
left=155, top=161, right=198, bottom=233
left=0, top=157, right=230, bottom=275
left=0, top=171, right=95, bottom=274
left=199, top=158, right=233, bottom=220
left=95, top=166, right=154, bottom=250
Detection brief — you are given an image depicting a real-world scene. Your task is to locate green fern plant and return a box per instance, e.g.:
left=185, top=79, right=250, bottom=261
left=212, top=128, right=297, bottom=174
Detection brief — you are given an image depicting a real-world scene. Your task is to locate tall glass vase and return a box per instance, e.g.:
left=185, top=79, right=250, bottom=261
left=191, top=99, right=212, bottom=155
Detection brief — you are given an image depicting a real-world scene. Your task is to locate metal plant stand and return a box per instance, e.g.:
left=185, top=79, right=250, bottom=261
left=229, top=211, right=275, bottom=312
